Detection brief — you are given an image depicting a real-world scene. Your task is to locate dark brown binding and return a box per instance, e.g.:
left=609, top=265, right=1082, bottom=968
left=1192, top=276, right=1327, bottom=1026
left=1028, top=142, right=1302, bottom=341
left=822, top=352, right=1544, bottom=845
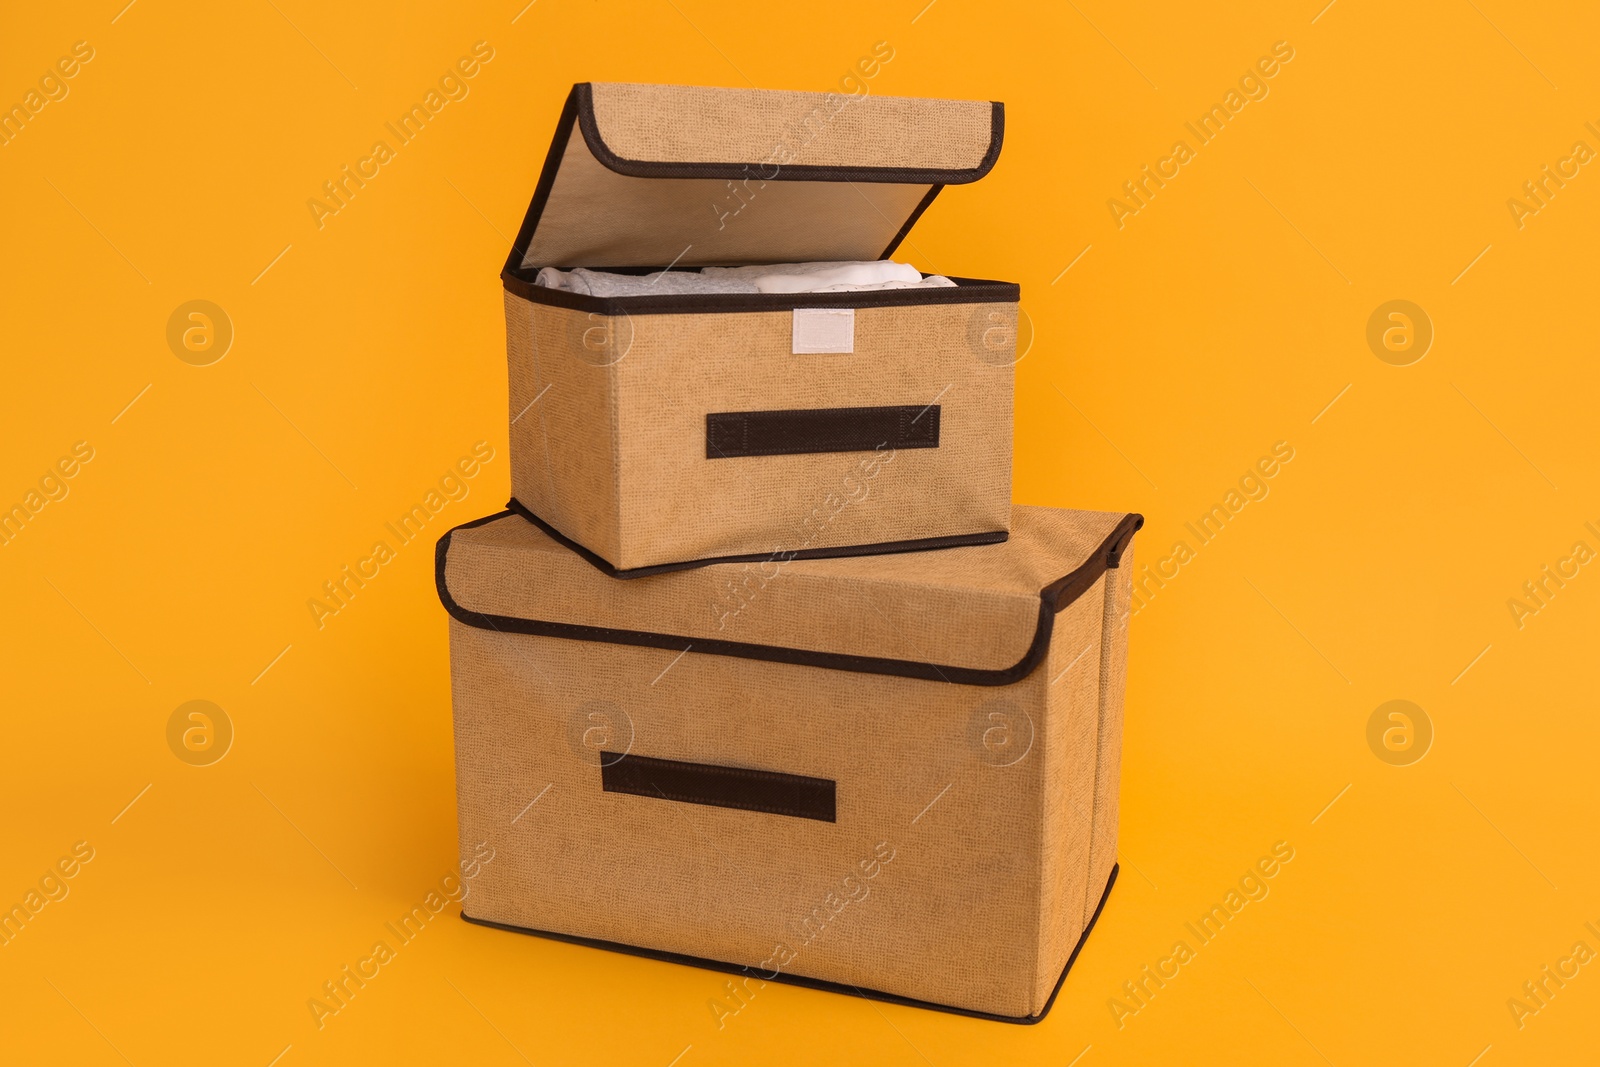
left=503, top=86, right=582, bottom=280
left=600, top=752, right=836, bottom=822
left=458, top=864, right=1117, bottom=1025
left=504, top=497, right=1007, bottom=580
left=707, top=405, right=939, bottom=460
left=880, top=184, right=943, bottom=260
left=434, top=509, right=1144, bottom=688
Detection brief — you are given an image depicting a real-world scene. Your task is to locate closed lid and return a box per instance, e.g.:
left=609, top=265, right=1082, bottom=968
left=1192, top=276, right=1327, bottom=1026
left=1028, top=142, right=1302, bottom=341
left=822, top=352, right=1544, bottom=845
left=436, top=505, right=1141, bottom=687
left=504, top=82, right=1004, bottom=273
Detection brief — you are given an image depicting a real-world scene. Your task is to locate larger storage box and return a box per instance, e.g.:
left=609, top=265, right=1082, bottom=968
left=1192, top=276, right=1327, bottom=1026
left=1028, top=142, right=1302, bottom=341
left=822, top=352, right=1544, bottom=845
left=438, top=503, right=1142, bottom=1021
left=502, top=82, right=1021, bottom=577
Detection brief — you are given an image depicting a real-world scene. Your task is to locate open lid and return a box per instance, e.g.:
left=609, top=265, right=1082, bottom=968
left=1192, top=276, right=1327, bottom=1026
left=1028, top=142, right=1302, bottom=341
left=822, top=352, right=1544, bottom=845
left=504, top=82, right=1004, bottom=273
left=436, top=505, right=1141, bottom=687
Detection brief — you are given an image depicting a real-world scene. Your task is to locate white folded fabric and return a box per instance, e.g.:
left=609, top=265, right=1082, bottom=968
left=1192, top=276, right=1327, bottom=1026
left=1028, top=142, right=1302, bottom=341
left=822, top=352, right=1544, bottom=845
left=702, top=260, right=925, bottom=293
left=534, top=260, right=955, bottom=298
left=783, top=276, right=957, bottom=294
left=534, top=267, right=755, bottom=296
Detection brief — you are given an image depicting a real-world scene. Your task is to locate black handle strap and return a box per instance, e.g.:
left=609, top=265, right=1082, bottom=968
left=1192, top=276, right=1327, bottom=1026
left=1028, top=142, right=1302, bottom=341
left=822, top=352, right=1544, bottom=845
left=706, top=404, right=940, bottom=459
left=601, top=752, right=836, bottom=822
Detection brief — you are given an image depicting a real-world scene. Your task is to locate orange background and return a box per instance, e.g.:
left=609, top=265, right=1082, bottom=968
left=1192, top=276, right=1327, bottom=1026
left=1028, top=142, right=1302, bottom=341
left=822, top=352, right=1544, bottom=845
left=3, top=1, right=1598, bottom=1064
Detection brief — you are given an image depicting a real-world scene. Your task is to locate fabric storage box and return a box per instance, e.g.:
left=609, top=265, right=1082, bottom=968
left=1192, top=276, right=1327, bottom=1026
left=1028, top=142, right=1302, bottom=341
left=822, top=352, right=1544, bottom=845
left=437, top=503, right=1142, bottom=1021
left=501, top=81, right=1021, bottom=577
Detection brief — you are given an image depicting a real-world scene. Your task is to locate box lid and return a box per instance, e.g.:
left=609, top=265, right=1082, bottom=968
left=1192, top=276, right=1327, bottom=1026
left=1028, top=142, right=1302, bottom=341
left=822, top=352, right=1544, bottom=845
left=436, top=505, right=1140, bottom=687
left=504, top=82, right=1004, bottom=273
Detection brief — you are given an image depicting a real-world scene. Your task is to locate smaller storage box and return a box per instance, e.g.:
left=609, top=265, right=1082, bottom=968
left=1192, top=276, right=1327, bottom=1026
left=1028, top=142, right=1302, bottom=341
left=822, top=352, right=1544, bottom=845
left=502, top=82, right=1021, bottom=576
left=438, top=504, right=1141, bottom=1021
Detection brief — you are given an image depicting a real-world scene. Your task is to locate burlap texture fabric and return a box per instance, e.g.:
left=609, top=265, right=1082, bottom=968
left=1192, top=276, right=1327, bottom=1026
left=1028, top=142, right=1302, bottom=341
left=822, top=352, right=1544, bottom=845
left=588, top=83, right=995, bottom=171
left=442, top=505, right=1138, bottom=1018
left=523, top=133, right=934, bottom=268
left=504, top=290, right=623, bottom=563
left=1086, top=547, right=1133, bottom=928
left=520, top=82, right=999, bottom=268
left=505, top=291, right=1016, bottom=573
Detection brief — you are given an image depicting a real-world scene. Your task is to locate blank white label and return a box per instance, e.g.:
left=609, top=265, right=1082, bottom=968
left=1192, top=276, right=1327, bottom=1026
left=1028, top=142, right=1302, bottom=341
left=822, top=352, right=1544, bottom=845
left=792, top=308, right=855, bottom=354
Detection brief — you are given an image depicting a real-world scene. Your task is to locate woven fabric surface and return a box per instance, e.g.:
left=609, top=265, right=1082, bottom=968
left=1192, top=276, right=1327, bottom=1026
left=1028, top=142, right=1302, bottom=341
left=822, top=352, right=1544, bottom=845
left=505, top=290, right=623, bottom=562
left=587, top=82, right=994, bottom=171
left=523, top=133, right=932, bottom=268
left=1084, top=546, right=1134, bottom=928
left=503, top=294, right=1016, bottom=572
left=442, top=504, right=1128, bottom=672
left=446, top=543, right=1131, bottom=1017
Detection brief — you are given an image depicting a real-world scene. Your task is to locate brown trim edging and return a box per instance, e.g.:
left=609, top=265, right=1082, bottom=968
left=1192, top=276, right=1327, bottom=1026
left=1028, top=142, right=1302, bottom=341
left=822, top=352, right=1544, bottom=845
left=503, top=86, right=583, bottom=280
left=880, top=184, right=944, bottom=260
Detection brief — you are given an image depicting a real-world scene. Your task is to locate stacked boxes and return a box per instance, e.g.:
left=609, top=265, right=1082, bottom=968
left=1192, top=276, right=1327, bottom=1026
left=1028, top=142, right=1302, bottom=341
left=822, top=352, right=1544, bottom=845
left=437, top=82, right=1142, bottom=1022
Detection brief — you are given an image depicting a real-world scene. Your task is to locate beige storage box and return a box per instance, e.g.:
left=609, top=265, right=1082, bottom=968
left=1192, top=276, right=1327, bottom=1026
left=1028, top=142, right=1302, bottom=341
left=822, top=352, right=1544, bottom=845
left=437, top=503, right=1142, bottom=1021
left=502, top=82, right=1020, bottom=577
